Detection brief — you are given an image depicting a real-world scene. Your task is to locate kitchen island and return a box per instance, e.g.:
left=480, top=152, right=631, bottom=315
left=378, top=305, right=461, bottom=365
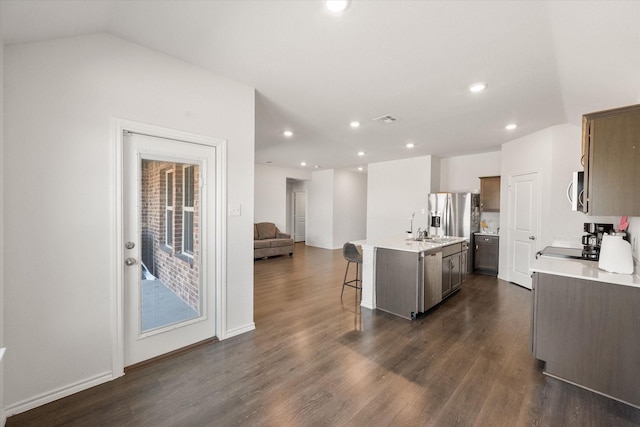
left=530, top=256, right=640, bottom=408
left=354, top=235, right=468, bottom=319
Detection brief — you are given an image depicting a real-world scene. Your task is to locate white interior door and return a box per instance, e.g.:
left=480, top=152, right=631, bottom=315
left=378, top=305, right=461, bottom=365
left=508, top=172, right=539, bottom=289
left=123, top=132, right=217, bottom=366
left=294, top=191, right=306, bottom=242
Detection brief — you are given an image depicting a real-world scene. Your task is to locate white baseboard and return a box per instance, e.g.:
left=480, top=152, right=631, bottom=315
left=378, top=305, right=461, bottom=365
left=5, top=371, right=113, bottom=417
left=360, top=301, right=375, bottom=310
left=224, top=322, right=255, bottom=339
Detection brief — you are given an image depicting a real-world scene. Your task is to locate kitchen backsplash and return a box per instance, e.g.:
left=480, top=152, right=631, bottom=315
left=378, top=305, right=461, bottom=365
left=480, top=212, right=500, bottom=233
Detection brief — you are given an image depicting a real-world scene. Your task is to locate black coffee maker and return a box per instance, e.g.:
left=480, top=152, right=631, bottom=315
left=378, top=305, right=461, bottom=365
left=582, top=223, right=614, bottom=260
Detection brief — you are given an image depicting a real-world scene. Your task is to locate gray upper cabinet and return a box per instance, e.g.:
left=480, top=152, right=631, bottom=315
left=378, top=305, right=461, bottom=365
left=582, top=104, right=640, bottom=215
left=479, top=176, right=501, bottom=212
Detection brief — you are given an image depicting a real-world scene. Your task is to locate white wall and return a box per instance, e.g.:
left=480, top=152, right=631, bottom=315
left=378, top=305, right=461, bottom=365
left=254, top=164, right=311, bottom=232
left=499, top=124, right=622, bottom=279
left=367, top=156, right=435, bottom=241
left=3, top=34, right=255, bottom=413
left=548, top=124, right=620, bottom=244
left=499, top=128, right=554, bottom=280
left=333, top=170, right=367, bottom=247
left=439, top=151, right=501, bottom=193
left=307, top=169, right=334, bottom=248
left=630, top=217, right=640, bottom=269
left=305, top=169, right=367, bottom=250
left=0, top=33, right=5, bottom=426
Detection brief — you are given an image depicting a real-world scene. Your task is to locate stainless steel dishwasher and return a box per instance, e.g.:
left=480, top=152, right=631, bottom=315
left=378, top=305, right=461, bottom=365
left=423, top=251, right=443, bottom=311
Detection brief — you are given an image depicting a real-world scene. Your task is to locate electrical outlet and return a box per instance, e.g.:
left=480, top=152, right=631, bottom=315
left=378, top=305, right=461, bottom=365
left=229, top=205, right=241, bottom=217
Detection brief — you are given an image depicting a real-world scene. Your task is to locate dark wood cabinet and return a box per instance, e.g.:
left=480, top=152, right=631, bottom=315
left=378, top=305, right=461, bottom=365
left=474, top=234, right=498, bottom=275
left=479, top=176, right=500, bottom=212
left=582, top=104, right=640, bottom=215
left=531, top=272, right=640, bottom=407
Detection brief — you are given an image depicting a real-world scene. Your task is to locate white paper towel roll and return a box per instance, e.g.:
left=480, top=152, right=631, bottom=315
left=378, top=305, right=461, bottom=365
left=598, top=235, right=634, bottom=274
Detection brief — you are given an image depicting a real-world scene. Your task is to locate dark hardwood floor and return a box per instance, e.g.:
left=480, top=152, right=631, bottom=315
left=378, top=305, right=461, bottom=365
left=8, top=242, right=640, bottom=426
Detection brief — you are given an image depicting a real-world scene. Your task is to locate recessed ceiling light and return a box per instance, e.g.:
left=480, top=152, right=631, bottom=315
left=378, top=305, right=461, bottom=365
left=406, top=143, right=415, bottom=148
left=283, top=130, right=293, bottom=137
left=358, top=167, right=363, bottom=171
left=300, top=161, right=307, bottom=166
left=469, top=82, right=488, bottom=93
left=505, top=123, right=517, bottom=130
left=326, top=0, right=349, bottom=12
left=357, top=151, right=365, bottom=156
left=314, top=165, right=320, bottom=169
left=350, top=121, right=360, bottom=128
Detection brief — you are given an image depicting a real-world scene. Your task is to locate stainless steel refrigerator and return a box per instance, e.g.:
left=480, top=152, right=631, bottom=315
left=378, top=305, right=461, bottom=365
left=428, top=192, right=480, bottom=272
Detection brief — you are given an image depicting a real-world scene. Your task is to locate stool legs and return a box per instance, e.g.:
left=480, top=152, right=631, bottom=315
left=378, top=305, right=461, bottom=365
left=341, top=260, right=362, bottom=300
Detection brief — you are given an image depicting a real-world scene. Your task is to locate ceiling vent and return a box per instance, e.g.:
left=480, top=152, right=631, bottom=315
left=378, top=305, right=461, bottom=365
left=372, top=114, right=398, bottom=124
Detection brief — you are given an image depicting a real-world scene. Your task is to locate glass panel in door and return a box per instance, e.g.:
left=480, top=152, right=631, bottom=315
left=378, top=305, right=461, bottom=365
left=140, top=159, right=201, bottom=332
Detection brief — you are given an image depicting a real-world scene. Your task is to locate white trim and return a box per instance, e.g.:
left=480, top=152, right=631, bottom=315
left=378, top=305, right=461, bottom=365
left=165, top=169, right=174, bottom=249
left=5, top=372, right=114, bottom=417
left=111, top=117, right=228, bottom=375
left=0, top=348, right=4, bottom=425
left=182, top=164, right=195, bottom=256
left=216, top=137, right=228, bottom=340
left=225, top=322, right=256, bottom=339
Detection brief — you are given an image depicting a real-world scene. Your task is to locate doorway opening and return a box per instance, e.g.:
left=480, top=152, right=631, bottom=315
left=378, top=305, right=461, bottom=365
left=286, top=178, right=308, bottom=242
left=114, top=118, right=227, bottom=373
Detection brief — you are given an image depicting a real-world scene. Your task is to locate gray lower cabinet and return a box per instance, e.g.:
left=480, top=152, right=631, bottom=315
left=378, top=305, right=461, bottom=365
left=460, top=245, right=468, bottom=283
left=375, top=248, right=420, bottom=320
left=531, top=272, right=640, bottom=407
left=442, top=242, right=462, bottom=297
left=474, top=234, right=498, bottom=275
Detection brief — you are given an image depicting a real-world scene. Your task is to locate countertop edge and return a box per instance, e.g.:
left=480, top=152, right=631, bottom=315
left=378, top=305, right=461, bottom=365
left=354, top=236, right=468, bottom=253
left=531, top=257, right=640, bottom=288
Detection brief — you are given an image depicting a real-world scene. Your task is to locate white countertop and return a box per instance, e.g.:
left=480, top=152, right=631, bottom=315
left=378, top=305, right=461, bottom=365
left=531, top=256, right=640, bottom=288
left=354, top=235, right=467, bottom=253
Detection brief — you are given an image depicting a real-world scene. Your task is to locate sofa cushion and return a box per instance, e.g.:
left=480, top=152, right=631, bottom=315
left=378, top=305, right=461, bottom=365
left=254, top=239, right=271, bottom=249
left=254, top=224, right=259, bottom=240
left=256, top=222, right=277, bottom=240
left=269, top=238, right=294, bottom=248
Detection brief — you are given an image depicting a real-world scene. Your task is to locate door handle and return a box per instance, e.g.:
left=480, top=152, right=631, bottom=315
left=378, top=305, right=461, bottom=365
left=125, top=257, right=137, bottom=266
left=529, top=236, right=536, bottom=240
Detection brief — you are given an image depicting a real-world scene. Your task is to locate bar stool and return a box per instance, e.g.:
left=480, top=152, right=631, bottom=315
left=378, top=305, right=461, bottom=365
left=341, top=242, right=362, bottom=300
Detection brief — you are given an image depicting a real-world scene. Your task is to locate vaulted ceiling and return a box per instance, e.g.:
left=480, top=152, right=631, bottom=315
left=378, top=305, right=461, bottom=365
left=2, top=1, right=639, bottom=171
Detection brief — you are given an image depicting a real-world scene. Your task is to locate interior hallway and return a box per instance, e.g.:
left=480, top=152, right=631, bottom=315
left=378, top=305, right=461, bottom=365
left=6, top=242, right=640, bottom=426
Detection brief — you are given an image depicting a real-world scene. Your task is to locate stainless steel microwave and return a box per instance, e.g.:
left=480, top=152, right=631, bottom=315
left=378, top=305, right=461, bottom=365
left=568, top=171, right=584, bottom=211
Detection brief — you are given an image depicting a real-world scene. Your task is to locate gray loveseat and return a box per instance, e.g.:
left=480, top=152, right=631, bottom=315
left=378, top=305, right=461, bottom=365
left=254, top=222, right=294, bottom=259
